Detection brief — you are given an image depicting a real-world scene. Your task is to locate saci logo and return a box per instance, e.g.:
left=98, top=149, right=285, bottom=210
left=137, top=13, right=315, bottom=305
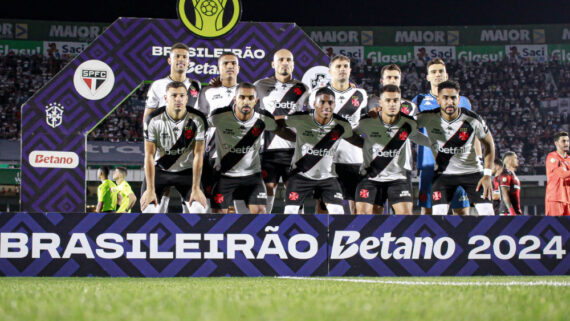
left=45, top=102, right=64, bottom=128
left=73, top=60, right=115, bottom=100
left=177, top=0, right=242, bottom=39
left=29, top=151, right=79, bottom=169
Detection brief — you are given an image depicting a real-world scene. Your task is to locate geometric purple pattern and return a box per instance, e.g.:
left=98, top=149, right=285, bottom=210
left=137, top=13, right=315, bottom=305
left=20, top=19, right=329, bottom=212
left=0, top=213, right=568, bottom=277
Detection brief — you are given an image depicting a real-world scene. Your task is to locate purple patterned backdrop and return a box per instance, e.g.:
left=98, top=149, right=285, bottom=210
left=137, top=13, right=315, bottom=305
left=20, top=18, right=329, bottom=212
left=0, top=213, right=568, bottom=277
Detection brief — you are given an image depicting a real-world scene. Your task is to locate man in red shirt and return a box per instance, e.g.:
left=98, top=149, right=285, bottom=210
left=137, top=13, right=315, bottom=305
left=492, top=159, right=503, bottom=214
left=498, top=152, right=522, bottom=215
left=545, top=131, right=570, bottom=216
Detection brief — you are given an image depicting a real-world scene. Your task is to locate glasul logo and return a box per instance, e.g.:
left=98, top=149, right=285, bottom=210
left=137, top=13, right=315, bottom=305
left=177, top=0, right=242, bottom=39
left=73, top=60, right=115, bottom=100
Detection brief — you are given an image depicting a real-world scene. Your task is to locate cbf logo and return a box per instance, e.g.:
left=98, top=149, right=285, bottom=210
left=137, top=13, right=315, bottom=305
left=73, top=60, right=115, bottom=100
left=177, top=0, right=242, bottom=39
left=45, top=102, right=64, bottom=128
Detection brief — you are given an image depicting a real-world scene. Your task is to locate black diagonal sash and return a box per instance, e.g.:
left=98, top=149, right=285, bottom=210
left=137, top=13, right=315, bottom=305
left=365, top=122, right=412, bottom=178
left=434, top=121, right=474, bottom=175
left=156, top=118, right=198, bottom=170
left=186, top=80, right=200, bottom=108
left=290, top=124, right=345, bottom=175
left=336, top=90, right=364, bottom=120
left=220, top=119, right=265, bottom=173
left=264, top=83, right=308, bottom=150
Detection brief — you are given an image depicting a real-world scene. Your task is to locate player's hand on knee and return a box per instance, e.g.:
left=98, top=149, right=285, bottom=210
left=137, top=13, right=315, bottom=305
left=189, top=188, right=207, bottom=208
left=141, top=190, right=158, bottom=211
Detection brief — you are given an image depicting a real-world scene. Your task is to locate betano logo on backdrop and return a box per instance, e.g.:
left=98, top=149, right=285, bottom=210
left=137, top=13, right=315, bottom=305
left=177, top=0, right=242, bottom=39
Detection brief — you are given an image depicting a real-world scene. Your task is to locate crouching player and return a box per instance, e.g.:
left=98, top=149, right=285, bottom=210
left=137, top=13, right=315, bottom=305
left=282, top=87, right=353, bottom=215
left=348, top=85, right=431, bottom=214
left=417, top=80, right=495, bottom=215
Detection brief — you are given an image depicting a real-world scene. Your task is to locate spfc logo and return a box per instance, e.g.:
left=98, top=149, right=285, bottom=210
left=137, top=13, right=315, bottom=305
left=45, top=102, right=64, bottom=128
left=73, top=60, right=115, bottom=100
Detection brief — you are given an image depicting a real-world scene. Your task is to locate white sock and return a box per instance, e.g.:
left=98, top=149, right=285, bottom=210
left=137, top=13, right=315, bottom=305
left=266, top=195, right=275, bottom=214
left=475, top=203, right=495, bottom=216
left=142, top=204, right=159, bottom=214
left=432, top=204, right=450, bottom=215
left=284, top=205, right=300, bottom=214
left=181, top=199, right=190, bottom=213
left=326, top=204, right=344, bottom=215
left=234, top=200, right=250, bottom=214
left=158, top=195, right=170, bottom=213
left=186, top=201, right=207, bottom=213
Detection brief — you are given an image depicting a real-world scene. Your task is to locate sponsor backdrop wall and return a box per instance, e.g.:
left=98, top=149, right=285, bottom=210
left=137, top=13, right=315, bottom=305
left=0, top=213, right=567, bottom=277
left=20, top=18, right=329, bottom=212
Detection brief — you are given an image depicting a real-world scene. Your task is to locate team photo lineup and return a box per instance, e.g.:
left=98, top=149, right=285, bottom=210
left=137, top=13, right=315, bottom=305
left=91, top=42, right=570, bottom=216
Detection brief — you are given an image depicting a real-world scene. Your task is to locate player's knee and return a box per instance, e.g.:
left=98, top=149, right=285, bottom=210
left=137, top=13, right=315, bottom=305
left=326, top=204, right=344, bottom=215
left=284, top=205, right=300, bottom=214
left=475, top=203, right=494, bottom=216
left=432, top=204, right=449, bottom=215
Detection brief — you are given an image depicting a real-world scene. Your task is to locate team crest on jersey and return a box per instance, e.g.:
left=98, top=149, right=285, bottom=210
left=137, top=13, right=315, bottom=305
left=294, top=87, right=303, bottom=95
left=214, top=193, right=224, bottom=204
left=289, top=192, right=299, bottom=201
left=359, top=189, right=369, bottom=199
left=399, top=131, right=408, bottom=141
left=330, top=131, right=340, bottom=141
left=189, top=87, right=199, bottom=98
left=251, top=126, right=262, bottom=137
left=432, top=191, right=442, bottom=201
left=45, top=102, right=64, bottom=128
left=459, top=131, right=470, bottom=141
left=351, top=96, right=361, bottom=107
left=184, top=128, right=194, bottom=139
left=401, top=105, right=410, bottom=115
left=502, top=177, right=508, bottom=183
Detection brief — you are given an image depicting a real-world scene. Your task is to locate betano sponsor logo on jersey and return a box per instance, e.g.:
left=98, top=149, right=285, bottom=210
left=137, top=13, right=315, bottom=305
left=302, top=145, right=334, bottom=157
left=435, top=144, right=470, bottom=155
left=370, top=147, right=401, bottom=158
left=177, top=0, right=242, bottom=39
left=29, top=151, right=79, bottom=169
left=224, top=144, right=254, bottom=154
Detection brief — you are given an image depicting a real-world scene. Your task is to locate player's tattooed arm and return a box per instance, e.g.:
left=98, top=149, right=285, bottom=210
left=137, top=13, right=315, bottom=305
left=476, top=132, right=496, bottom=200
left=190, top=141, right=207, bottom=207
left=274, top=118, right=296, bottom=142
left=345, top=133, right=364, bottom=148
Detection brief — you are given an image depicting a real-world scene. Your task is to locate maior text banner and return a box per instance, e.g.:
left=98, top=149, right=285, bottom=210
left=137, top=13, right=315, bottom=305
left=0, top=213, right=567, bottom=277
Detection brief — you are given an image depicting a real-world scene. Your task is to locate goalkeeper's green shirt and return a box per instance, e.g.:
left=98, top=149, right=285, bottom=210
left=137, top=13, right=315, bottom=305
left=97, top=179, right=117, bottom=212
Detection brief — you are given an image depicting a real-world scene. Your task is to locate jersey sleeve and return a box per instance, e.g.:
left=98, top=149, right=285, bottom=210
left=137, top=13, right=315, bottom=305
left=144, top=119, right=157, bottom=142
left=341, top=120, right=353, bottom=138
left=197, top=89, right=211, bottom=116
left=297, top=84, right=310, bottom=112
left=473, top=116, right=490, bottom=139
left=285, top=113, right=302, bottom=129
left=261, top=111, right=278, bottom=131
left=498, top=173, right=512, bottom=188
left=546, top=154, right=570, bottom=180
left=415, top=112, right=428, bottom=128
left=145, top=82, right=160, bottom=109
left=194, top=115, right=207, bottom=141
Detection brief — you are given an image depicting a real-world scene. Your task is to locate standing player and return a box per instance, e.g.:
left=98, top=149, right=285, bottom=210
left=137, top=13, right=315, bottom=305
left=350, top=85, right=431, bottom=214
left=417, top=80, right=495, bottom=215
left=413, top=58, right=473, bottom=215
left=308, top=55, right=368, bottom=213
left=113, top=167, right=137, bottom=213
left=140, top=82, right=207, bottom=213
left=491, top=159, right=504, bottom=214
left=143, top=43, right=201, bottom=213
left=497, top=152, right=522, bottom=215
left=545, top=131, right=570, bottom=216
left=96, top=166, right=117, bottom=213
left=198, top=52, right=241, bottom=210
left=368, top=64, right=417, bottom=116
left=208, top=83, right=292, bottom=214
left=283, top=87, right=353, bottom=215
left=254, top=49, right=309, bottom=213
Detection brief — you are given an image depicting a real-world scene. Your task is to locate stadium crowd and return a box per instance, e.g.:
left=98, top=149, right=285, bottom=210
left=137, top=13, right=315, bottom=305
left=0, top=52, right=568, bottom=175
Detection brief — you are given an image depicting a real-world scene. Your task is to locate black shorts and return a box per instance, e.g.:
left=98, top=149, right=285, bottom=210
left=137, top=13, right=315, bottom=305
left=335, top=163, right=361, bottom=201
left=285, top=174, right=344, bottom=206
left=141, top=166, right=194, bottom=200
left=431, top=172, right=491, bottom=205
left=210, top=173, right=267, bottom=209
left=355, top=179, right=413, bottom=205
left=261, top=150, right=294, bottom=184
left=201, top=156, right=218, bottom=198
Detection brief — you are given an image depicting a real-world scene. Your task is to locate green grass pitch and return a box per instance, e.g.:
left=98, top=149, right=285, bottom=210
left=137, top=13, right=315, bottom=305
left=0, top=276, right=568, bottom=321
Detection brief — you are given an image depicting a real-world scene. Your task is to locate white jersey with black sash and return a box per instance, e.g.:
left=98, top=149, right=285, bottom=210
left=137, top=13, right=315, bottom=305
left=308, top=85, right=368, bottom=164
left=208, top=106, right=277, bottom=177
left=285, top=111, right=353, bottom=180
left=417, top=108, right=489, bottom=175
left=254, top=77, right=309, bottom=152
left=354, top=113, right=420, bottom=182
left=144, top=107, right=207, bottom=172
left=198, top=84, right=239, bottom=158
left=145, top=76, right=201, bottom=110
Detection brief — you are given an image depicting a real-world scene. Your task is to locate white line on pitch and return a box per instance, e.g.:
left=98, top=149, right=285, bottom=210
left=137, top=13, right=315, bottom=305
left=277, top=276, right=570, bottom=287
